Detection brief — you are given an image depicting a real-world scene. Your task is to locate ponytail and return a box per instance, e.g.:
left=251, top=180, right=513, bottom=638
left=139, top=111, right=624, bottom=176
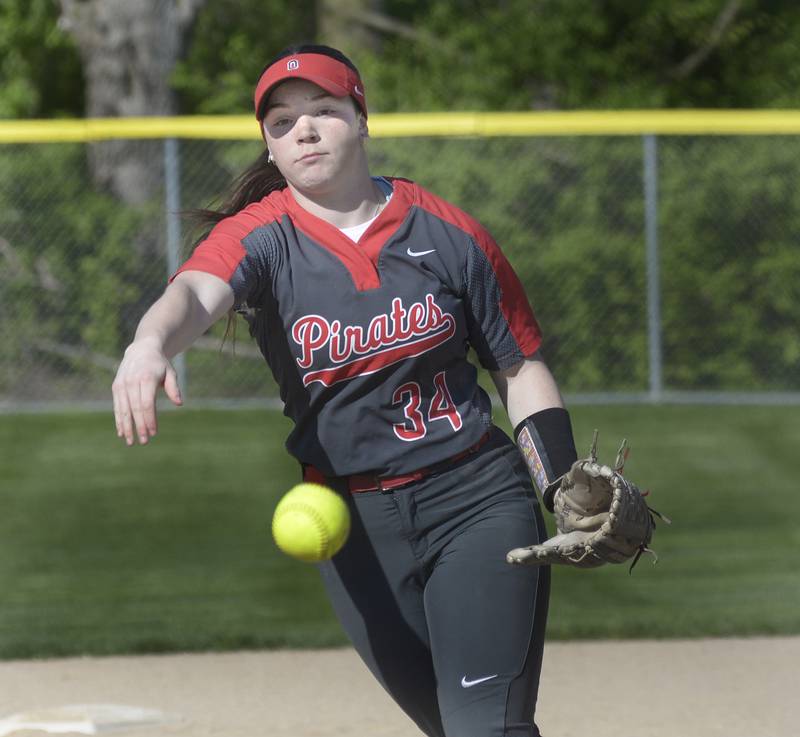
left=186, top=149, right=286, bottom=348
left=188, top=148, right=286, bottom=235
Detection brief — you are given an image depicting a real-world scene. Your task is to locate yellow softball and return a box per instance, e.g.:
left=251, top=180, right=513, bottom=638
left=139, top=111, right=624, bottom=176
left=271, top=483, right=351, bottom=562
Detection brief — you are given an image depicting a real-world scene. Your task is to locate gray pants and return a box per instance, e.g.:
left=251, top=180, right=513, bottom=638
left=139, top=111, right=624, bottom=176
left=318, top=427, right=550, bottom=737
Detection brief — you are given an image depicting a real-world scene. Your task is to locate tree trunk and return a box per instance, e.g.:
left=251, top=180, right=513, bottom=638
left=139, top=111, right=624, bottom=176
left=58, top=0, right=206, bottom=205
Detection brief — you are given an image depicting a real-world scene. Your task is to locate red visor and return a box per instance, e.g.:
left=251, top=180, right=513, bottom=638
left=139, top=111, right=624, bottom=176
left=254, top=53, right=368, bottom=122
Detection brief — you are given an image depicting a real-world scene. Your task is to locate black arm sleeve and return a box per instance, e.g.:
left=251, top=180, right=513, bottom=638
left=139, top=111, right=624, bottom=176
left=514, top=407, right=578, bottom=512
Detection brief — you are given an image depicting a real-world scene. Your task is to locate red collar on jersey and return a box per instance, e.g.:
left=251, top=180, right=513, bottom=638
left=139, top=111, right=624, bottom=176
left=254, top=53, right=368, bottom=122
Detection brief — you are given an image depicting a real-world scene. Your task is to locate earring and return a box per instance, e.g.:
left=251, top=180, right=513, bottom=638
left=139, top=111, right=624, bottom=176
left=267, top=150, right=275, bottom=164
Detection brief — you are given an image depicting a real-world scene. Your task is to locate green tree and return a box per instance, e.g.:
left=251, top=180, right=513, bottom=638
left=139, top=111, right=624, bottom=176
left=359, top=0, right=800, bottom=112
left=7, top=1, right=800, bottom=118
left=0, top=0, right=83, bottom=118
left=171, top=0, right=316, bottom=115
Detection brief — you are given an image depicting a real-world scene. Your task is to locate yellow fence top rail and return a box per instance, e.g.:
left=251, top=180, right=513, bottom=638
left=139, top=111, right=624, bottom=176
left=2, top=110, right=800, bottom=143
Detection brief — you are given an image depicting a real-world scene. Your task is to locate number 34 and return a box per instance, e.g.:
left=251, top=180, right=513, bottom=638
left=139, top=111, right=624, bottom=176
left=392, top=371, right=463, bottom=441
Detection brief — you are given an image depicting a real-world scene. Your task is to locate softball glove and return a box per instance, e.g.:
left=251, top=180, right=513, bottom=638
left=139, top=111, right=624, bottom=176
left=507, top=431, right=668, bottom=571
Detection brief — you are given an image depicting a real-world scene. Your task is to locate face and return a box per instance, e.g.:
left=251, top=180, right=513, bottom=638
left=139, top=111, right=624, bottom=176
left=261, top=78, right=368, bottom=195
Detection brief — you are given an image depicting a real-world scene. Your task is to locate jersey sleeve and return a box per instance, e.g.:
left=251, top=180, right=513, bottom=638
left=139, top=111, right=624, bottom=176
left=170, top=205, right=278, bottom=308
left=462, top=228, right=542, bottom=371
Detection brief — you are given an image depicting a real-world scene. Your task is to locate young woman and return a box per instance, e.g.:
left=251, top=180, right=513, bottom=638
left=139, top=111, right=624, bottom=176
left=112, top=44, right=579, bottom=737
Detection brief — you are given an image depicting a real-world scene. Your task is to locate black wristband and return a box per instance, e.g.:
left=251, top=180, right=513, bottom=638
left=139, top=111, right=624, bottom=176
left=514, top=407, right=578, bottom=512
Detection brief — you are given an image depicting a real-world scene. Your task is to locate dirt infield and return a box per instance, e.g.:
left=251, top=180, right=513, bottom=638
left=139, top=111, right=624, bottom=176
left=0, top=637, right=796, bottom=737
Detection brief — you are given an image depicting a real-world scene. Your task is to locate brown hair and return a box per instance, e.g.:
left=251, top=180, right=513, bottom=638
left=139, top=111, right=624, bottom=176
left=189, top=148, right=286, bottom=232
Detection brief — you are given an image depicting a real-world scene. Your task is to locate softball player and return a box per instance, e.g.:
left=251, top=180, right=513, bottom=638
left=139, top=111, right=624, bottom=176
left=112, top=44, right=579, bottom=737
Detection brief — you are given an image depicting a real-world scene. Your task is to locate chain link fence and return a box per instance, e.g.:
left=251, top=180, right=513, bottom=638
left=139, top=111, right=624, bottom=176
left=2, top=119, right=799, bottom=409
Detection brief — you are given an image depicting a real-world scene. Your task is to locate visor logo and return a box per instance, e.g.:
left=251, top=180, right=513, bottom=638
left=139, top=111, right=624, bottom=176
left=287, top=59, right=300, bottom=71
left=354, top=85, right=364, bottom=96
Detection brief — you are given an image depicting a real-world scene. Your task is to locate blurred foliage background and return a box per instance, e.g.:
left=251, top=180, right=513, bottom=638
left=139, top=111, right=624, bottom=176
left=4, top=0, right=800, bottom=120
left=1, top=0, right=799, bottom=403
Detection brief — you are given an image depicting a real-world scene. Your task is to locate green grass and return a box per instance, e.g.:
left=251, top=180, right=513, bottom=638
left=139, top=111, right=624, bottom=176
left=0, top=405, right=798, bottom=659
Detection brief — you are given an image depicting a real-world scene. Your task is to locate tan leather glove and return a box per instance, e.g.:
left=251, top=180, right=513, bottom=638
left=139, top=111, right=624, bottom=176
left=508, top=432, right=669, bottom=571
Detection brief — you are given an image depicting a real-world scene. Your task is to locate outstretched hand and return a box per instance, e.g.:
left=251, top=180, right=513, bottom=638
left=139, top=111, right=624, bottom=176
left=112, top=338, right=182, bottom=445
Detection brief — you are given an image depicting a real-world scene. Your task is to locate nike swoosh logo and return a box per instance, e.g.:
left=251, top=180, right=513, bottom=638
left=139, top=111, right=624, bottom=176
left=407, top=248, right=436, bottom=257
left=461, top=674, right=498, bottom=688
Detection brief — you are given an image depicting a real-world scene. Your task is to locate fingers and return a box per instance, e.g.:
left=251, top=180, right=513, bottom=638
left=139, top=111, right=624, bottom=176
left=163, top=367, right=183, bottom=406
left=112, top=382, right=123, bottom=439
left=112, top=378, right=136, bottom=446
left=113, top=379, right=150, bottom=445
left=111, top=347, right=178, bottom=446
left=133, top=378, right=159, bottom=443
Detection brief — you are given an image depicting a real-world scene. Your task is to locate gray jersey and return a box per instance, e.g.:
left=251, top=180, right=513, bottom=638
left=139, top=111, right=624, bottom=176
left=175, top=178, right=541, bottom=476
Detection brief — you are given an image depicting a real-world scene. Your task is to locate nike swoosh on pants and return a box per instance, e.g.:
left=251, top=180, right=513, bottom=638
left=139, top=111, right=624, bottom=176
left=460, top=674, right=498, bottom=688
